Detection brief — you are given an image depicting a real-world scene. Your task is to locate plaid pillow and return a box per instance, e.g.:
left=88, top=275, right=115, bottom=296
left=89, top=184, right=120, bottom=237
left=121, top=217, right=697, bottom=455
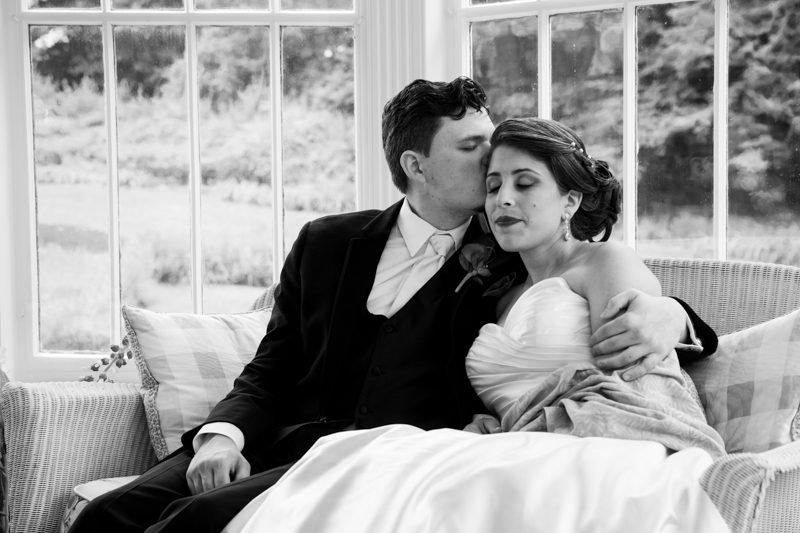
left=686, top=308, right=800, bottom=453
left=123, top=305, right=271, bottom=460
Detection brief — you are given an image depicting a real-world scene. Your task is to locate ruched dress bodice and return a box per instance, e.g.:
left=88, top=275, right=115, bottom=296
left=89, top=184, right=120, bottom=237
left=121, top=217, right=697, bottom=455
left=466, top=277, right=594, bottom=420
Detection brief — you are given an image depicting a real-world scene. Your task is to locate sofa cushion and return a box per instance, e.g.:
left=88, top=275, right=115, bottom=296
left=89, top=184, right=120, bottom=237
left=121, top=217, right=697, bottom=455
left=686, top=308, right=800, bottom=453
left=124, top=305, right=271, bottom=460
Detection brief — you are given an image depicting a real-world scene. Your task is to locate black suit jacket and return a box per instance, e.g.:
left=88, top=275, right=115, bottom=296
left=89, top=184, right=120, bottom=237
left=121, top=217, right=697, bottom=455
left=182, top=200, right=716, bottom=471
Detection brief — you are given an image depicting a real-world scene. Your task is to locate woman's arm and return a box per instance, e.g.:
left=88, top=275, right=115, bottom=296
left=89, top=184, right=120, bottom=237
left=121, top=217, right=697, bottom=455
left=568, top=242, right=687, bottom=380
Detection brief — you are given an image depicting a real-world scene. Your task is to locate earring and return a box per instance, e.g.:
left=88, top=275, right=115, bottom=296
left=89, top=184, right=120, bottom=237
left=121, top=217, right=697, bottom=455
left=562, top=213, right=572, bottom=242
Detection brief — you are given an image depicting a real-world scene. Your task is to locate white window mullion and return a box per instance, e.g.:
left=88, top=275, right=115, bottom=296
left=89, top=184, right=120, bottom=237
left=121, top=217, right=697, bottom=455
left=20, top=9, right=356, bottom=26
left=713, top=0, right=729, bottom=260
left=270, top=20, right=285, bottom=280
left=458, top=0, right=472, bottom=78
left=537, top=11, right=551, bottom=119
left=21, top=21, right=40, bottom=362
left=186, top=21, right=204, bottom=313
left=622, top=3, right=636, bottom=248
left=2, top=10, right=38, bottom=378
left=102, top=20, right=123, bottom=343
left=355, top=0, right=424, bottom=210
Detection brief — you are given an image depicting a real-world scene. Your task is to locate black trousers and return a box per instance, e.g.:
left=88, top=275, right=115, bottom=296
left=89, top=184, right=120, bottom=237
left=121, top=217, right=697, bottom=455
left=68, top=449, right=294, bottom=533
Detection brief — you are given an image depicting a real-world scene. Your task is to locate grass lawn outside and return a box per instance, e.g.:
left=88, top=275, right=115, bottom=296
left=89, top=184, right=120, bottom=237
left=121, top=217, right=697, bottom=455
left=36, top=182, right=323, bottom=351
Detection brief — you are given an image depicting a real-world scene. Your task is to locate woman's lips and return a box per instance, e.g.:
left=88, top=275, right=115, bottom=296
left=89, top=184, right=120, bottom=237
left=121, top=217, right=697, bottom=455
left=493, top=215, right=522, bottom=227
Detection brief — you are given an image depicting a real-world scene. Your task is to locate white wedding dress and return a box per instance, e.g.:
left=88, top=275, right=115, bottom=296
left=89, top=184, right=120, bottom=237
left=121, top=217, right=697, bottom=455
left=228, top=278, right=729, bottom=533
left=466, top=277, right=594, bottom=421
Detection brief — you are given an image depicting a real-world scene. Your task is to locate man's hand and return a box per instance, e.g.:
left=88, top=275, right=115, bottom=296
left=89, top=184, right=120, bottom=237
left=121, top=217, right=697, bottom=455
left=186, top=434, right=251, bottom=495
left=464, top=413, right=501, bottom=434
left=590, top=289, right=687, bottom=381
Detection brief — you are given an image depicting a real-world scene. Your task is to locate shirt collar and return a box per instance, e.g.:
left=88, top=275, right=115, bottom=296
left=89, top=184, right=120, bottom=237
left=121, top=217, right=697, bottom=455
left=397, top=198, right=471, bottom=257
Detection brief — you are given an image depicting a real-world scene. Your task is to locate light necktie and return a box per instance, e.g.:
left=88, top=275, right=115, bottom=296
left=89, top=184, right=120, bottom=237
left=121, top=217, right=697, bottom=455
left=429, top=232, right=455, bottom=268
left=387, top=232, right=455, bottom=316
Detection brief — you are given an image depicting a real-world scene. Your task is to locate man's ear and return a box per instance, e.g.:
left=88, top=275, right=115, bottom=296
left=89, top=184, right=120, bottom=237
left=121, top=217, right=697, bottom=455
left=400, top=150, right=427, bottom=186
left=565, top=190, right=583, bottom=216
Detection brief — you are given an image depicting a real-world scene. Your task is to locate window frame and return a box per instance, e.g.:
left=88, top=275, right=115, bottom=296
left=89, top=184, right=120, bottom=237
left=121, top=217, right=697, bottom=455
left=0, top=0, right=431, bottom=381
left=449, top=0, right=730, bottom=253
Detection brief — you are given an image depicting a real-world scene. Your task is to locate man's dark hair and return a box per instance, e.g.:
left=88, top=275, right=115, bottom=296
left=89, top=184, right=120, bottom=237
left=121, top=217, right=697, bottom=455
left=381, top=77, right=488, bottom=193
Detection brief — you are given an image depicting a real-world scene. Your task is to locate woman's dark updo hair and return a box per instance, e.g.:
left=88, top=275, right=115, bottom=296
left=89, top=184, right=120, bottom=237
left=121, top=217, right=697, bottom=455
left=488, top=117, right=621, bottom=242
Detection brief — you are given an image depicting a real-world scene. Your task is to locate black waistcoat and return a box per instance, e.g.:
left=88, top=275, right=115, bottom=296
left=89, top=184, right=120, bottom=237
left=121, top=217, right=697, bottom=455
left=321, top=253, right=488, bottom=432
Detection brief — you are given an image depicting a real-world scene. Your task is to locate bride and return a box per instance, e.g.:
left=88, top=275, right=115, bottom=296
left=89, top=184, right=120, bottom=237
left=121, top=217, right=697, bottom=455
left=229, top=118, right=729, bottom=533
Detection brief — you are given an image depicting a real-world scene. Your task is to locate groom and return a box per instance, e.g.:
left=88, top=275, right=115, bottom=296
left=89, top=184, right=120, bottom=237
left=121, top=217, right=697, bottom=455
left=71, top=76, right=716, bottom=532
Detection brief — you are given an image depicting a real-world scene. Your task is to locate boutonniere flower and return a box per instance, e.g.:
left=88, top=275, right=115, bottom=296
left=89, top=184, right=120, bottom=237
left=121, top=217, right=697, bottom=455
left=455, top=214, right=496, bottom=293
left=455, top=242, right=495, bottom=293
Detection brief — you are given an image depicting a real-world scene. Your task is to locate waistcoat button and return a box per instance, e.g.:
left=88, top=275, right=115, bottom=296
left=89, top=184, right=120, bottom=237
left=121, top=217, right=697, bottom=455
left=359, top=405, right=368, bottom=415
left=383, top=324, right=395, bottom=334
left=371, top=366, right=383, bottom=376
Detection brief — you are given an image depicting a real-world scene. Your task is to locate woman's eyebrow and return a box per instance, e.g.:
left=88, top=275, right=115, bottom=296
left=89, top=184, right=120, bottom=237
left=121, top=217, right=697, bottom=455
left=487, top=167, right=537, bottom=176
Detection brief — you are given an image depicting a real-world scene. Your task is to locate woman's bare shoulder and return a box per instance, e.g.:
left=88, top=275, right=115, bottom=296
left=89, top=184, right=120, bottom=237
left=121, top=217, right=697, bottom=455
left=566, top=241, right=658, bottom=297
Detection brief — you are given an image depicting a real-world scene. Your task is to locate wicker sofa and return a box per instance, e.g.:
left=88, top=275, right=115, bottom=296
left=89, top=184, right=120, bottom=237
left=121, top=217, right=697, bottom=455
left=2, top=257, right=800, bottom=533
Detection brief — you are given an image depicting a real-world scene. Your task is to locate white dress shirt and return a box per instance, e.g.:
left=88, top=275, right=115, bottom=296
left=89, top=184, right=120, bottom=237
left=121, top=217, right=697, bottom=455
left=366, top=199, right=468, bottom=317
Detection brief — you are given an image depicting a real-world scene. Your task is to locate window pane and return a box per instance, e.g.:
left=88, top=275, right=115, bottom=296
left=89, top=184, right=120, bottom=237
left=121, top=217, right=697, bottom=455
left=115, top=26, right=192, bottom=312
left=551, top=10, right=624, bottom=240
left=30, top=26, right=109, bottom=352
left=636, top=1, right=714, bottom=258
left=281, top=0, right=351, bottom=9
left=471, top=17, right=537, bottom=123
left=28, top=0, right=100, bottom=8
left=281, top=26, right=355, bottom=251
left=197, top=26, right=273, bottom=313
left=195, top=0, right=268, bottom=8
left=112, top=0, right=183, bottom=9
left=728, top=0, right=800, bottom=267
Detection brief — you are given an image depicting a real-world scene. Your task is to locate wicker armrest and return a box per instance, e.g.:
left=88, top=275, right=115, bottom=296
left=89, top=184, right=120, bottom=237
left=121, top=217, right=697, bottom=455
left=1, top=381, right=158, bottom=533
left=701, top=440, right=800, bottom=533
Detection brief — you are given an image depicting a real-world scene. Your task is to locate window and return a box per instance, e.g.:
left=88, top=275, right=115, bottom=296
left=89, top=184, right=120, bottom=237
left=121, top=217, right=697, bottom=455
left=28, top=1, right=355, bottom=355
left=462, top=0, right=799, bottom=266
left=1, top=0, right=416, bottom=380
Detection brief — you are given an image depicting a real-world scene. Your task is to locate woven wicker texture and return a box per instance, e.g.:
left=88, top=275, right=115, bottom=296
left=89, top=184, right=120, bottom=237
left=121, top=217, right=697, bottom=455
left=250, top=283, right=276, bottom=311
left=1, top=381, right=157, bottom=533
left=701, top=440, right=800, bottom=533
left=644, top=257, right=800, bottom=336
left=752, top=446, right=800, bottom=533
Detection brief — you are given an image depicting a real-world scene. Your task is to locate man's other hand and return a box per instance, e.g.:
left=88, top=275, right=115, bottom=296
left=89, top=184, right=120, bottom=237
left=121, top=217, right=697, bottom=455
left=464, top=413, right=501, bottom=434
left=590, top=289, right=686, bottom=381
left=186, top=434, right=251, bottom=495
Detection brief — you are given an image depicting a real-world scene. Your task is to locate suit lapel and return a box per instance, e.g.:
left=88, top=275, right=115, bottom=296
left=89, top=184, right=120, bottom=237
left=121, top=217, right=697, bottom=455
left=321, top=201, right=402, bottom=406
left=328, top=200, right=402, bottom=329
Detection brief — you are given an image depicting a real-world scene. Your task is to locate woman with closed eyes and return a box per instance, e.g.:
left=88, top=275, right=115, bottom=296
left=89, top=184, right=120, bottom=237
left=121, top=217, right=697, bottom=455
left=464, top=118, right=716, bottom=441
